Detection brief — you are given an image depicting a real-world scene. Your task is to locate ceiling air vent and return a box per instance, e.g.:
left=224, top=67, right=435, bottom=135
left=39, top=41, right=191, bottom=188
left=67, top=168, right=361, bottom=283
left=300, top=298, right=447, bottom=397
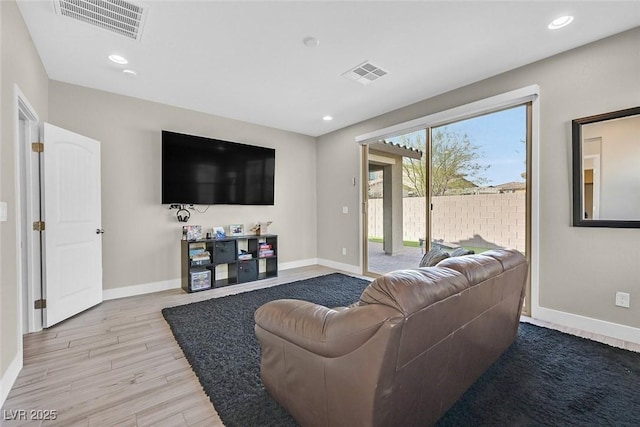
left=342, top=61, right=388, bottom=85
left=53, top=0, right=147, bottom=41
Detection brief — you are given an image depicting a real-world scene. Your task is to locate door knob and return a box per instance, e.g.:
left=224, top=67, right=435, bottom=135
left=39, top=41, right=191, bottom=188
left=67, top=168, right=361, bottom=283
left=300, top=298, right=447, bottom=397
left=96, top=228, right=105, bottom=234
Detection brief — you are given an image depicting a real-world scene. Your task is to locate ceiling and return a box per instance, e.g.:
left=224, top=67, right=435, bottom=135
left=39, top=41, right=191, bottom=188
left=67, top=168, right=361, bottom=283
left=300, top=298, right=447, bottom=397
left=16, top=1, right=640, bottom=137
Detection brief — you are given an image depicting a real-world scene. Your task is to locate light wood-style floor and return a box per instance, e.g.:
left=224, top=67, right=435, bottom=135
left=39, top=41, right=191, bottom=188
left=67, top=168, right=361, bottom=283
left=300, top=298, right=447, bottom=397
left=2, top=265, right=340, bottom=427
left=3, top=265, right=639, bottom=426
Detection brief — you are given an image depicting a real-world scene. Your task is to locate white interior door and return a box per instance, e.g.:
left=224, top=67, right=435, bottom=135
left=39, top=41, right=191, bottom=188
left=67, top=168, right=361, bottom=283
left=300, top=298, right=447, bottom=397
left=42, top=123, right=103, bottom=327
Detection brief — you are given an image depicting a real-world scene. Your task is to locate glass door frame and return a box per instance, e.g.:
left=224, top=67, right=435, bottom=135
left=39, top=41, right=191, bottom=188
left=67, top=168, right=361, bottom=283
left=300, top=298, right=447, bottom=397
left=361, top=102, right=533, bottom=316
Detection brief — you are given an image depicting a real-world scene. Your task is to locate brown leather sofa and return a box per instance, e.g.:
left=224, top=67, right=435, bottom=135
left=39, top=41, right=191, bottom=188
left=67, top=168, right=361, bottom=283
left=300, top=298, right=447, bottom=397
left=254, top=249, right=528, bottom=426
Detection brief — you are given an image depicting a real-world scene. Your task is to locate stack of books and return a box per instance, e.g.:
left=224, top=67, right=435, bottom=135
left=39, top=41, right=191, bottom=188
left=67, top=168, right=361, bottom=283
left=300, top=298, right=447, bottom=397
left=238, top=250, right=253, bottom=261
left=189, top=243, right=211, bottom=266
left=259, top=243, right=275, bottom=258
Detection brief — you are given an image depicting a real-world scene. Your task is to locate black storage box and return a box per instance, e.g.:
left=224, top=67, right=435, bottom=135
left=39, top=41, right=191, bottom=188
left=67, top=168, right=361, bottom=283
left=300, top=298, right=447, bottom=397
left=214, top=239, right=237, bottom=264
left=238, top=260, right=258, bottom=283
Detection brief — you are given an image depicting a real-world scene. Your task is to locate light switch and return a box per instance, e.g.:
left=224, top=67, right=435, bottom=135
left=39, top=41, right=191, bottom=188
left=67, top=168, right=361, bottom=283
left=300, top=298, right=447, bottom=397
left=0, top=201, right=7, bottom=222
left=342, top=206, right=349, bottom=214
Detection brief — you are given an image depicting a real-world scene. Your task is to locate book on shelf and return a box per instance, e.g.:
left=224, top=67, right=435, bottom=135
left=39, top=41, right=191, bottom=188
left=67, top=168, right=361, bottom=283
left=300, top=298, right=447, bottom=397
left=238, top=253, right=253, bottom=261
left=259, top=249, right=275, bottom=258
left=259, top=244, right=272, bottom=250
left=190, top=250, right=211, bottom=265
left=188, top=243, right=207, bottom=257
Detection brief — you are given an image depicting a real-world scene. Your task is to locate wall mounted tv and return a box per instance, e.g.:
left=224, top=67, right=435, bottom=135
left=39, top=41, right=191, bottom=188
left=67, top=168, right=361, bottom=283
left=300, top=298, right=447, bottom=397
left=162, top=130, right=275, bottom=205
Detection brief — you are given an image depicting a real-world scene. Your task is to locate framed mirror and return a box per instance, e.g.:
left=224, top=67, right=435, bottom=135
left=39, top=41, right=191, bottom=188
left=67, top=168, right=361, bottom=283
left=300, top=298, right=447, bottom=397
left=572, top=106, right=640, bottom=227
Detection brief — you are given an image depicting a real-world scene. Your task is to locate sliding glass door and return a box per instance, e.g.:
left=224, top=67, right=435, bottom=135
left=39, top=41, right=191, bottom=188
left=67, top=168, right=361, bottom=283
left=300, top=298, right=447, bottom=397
left=363, top=131, right=426, bottom=276
left=362, top=103, right=532, bottom=314
left=430, top=105, right=528, bottom=255
left=428, top=104, right=531, bottom=313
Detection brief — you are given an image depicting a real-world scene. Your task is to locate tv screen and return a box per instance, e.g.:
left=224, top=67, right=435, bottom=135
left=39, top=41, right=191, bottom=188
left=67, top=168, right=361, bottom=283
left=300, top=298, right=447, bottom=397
left=162, top=131, right=275, bottom=205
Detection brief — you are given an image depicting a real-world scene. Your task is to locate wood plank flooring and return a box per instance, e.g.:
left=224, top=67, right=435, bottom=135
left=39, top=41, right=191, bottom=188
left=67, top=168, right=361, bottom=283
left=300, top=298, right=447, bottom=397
left=3, top=264, right=638, bottom=426
left=2, top=265, right=339, bottom=427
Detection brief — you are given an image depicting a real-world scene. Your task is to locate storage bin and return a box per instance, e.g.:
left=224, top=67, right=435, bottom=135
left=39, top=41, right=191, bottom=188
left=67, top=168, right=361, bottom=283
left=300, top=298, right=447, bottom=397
left=238, top=260, right=258, bottom=283
left=190, top=270, right=211, bottom=291
left=214, top=239, right=237, bottom=264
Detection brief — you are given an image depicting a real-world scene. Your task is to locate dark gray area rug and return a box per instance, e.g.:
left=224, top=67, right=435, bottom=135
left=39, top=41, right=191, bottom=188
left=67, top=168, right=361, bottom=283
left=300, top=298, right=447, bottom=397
left=162, top=273, right=640, bottom=427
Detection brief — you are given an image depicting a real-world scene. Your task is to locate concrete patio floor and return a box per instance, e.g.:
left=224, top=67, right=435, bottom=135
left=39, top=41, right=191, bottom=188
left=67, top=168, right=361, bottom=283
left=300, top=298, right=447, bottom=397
left=367, top=241, right=424, bottom=275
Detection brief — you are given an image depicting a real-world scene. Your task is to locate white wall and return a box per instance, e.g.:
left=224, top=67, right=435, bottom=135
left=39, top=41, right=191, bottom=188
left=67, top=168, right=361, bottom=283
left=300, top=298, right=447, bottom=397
left=1, top=0, right=49, bottom=399
left=317, top=27, right=640, bottom=335
left=48, top=81, right=318, bottom=293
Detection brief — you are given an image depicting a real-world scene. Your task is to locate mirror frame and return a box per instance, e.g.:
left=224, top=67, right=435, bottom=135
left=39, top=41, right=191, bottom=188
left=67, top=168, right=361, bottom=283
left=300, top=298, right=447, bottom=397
left=572, top=106, right=640, bottom=228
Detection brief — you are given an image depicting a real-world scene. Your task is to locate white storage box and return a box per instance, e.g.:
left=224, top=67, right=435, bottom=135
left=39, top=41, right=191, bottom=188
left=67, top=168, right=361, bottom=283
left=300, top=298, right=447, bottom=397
left=190, top=270, right=212, bottom=291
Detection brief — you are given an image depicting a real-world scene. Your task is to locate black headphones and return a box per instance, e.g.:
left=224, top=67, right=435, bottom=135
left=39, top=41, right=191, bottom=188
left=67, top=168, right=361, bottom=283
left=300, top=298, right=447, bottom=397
left=176, top=207, right=191, bottom=223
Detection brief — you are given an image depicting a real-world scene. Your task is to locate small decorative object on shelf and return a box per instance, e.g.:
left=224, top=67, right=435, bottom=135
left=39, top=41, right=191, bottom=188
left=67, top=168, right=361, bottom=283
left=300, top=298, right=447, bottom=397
left=229, top=224, right=244, bottom=236
left=213, top=226, right=226, bottom=239
left=249, top=221, right=272, bottom=236
left=183, top=225, right=202, bottom=241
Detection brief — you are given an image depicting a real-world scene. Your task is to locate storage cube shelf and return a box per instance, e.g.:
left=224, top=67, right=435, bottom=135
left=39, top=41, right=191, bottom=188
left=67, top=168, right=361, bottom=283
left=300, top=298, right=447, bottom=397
left=181, top=235, right=278, bottom=292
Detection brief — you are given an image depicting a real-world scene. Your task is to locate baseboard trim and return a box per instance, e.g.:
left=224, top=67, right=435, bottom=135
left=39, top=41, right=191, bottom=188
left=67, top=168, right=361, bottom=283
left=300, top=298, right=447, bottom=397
left=102, top=259, right=322, bottom=301
left=533, top=306, right=640, bottom=345
left=279, top=258, right=317, bottom=271
left=103, top=279, right=181, bottom=301
left=0, top=350, right=23, bottom=408
left=317, top=258, right=361, bottom=275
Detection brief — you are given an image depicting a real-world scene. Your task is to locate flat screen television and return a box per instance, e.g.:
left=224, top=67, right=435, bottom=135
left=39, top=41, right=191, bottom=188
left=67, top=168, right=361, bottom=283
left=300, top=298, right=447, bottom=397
left=162, top=130, right=275, bottom=205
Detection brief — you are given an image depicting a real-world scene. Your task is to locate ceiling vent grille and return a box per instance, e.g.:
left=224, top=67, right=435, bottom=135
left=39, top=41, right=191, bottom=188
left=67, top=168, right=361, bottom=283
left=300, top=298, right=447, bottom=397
left=342, top=61, right=388, bottom=85
left=53, top=0, right=147, bottom=41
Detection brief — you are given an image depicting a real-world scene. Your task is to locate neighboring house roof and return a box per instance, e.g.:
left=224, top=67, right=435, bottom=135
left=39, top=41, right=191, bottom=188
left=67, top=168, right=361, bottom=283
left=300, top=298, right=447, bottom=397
left=493, top=181, right=527, bottom=192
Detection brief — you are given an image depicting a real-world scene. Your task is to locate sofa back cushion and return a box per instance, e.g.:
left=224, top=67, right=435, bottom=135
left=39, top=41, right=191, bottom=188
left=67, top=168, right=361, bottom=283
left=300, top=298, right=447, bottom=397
left=436, top=254, right=503, bottom=285
left=359, top=267, right=469, bottom=316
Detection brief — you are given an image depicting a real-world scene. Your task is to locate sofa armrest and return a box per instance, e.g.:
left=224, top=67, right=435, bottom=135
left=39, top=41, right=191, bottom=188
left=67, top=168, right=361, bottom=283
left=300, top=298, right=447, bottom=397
left=255, top=299, right=401, bottom=358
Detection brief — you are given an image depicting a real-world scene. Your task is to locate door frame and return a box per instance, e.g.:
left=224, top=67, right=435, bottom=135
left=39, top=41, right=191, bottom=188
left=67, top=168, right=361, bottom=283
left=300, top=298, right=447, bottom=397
left=582, top=153, right=601, bottom=220
left=15, top=85, right=43, bottom=334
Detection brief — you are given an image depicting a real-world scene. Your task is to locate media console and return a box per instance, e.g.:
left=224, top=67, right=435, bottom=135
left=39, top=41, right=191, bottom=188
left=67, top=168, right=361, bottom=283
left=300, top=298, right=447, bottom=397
left=181, top=234, right=278, bottom=292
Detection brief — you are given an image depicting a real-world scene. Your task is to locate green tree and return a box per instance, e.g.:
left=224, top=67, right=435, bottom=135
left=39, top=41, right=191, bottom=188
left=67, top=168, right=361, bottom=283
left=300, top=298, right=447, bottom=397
left=397, top=127, right=489, bottom=197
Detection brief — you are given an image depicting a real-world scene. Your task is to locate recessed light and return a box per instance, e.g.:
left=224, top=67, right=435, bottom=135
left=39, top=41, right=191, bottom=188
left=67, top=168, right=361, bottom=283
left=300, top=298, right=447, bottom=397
left=303, top=36, right=320, bottom=48
left=322, top=115, right=333, bottom=121
left=123, top=69, right=137, bottom=78
left=108, top=54, right=128, bottom=65
left=548, top=15, right=574, bottom=30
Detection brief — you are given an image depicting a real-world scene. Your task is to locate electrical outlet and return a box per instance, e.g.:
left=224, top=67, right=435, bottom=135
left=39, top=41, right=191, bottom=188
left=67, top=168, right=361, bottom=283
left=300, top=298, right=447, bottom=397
left=615, top=292, right=630, bottom=308
left=342, top=206, right=349, bottom=214
left=342, top=247, right=347, bottom=256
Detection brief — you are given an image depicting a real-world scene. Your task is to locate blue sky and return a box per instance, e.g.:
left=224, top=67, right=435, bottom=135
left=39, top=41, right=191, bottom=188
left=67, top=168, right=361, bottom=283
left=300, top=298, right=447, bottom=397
left=391, top=105, right=527, bottom=186
left=437, top=105, right=527, bottom=185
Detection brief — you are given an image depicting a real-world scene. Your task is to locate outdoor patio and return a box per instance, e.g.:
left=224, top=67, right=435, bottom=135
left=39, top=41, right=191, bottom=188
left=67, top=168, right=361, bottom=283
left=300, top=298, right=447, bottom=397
left=367, top=241, right=424, bottom=274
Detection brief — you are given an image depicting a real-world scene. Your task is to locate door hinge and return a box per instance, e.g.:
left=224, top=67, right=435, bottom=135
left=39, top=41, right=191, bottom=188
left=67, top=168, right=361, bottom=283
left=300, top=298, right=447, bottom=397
left=34, top=299, right=46, bottom=309
left=32, top=142, right=44, bottom=153
left=33, top=221, right=45, bottom=231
